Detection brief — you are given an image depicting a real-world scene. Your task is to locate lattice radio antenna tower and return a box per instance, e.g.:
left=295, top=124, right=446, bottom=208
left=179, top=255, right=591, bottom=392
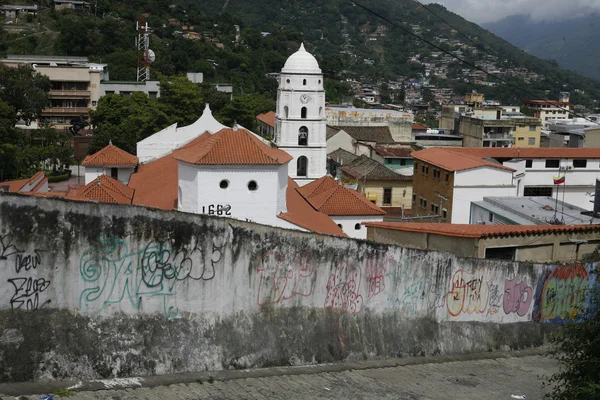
left=136, top=17, right=155, bottom=81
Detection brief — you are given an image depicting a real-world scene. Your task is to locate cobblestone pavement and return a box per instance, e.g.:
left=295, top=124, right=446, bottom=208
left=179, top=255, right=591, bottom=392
left=10, top=355, right=558, bottom=400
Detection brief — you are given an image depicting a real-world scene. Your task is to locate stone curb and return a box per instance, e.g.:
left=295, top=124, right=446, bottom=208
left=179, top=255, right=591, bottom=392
left=0, top=348, right=550, bottom=396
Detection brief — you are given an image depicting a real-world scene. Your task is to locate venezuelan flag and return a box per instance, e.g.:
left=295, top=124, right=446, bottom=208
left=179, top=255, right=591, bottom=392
left=553, top=175, right=565, bottom=185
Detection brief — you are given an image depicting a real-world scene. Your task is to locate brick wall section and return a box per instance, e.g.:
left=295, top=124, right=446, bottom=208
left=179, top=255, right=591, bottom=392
left=412, top=159, right=454, bottom=223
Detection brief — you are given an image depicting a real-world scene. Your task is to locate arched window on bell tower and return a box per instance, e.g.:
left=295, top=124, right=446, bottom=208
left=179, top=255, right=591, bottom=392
left=284, top=105, right=289, bottom=119
left=301, top=107, right=307, bottom=119
left=297, top=156, right=308, bottom=176
left=298, top=126, right=308, bottom=146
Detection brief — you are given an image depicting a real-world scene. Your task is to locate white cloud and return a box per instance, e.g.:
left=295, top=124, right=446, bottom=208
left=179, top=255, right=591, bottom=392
left=429, top=0, right=600, bottom=23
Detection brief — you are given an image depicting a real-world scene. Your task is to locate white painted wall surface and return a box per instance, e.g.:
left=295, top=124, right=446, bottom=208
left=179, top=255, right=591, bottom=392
left=188, top=164, right=289, bottom=228
left=452, top=167, right=517, bottom=224
left=84, top=167, right=135, bottom=185
left=326, top=131, right=354, bottom=155
left=331, top=215, right=384, bottom=240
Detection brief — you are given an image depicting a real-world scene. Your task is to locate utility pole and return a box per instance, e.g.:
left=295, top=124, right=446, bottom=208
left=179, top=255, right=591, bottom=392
left=435, top=193, right=448, bottom=223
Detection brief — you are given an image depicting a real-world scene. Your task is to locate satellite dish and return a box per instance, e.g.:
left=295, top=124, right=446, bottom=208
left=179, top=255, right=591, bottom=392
left=146, top=49, right=156, bottom=64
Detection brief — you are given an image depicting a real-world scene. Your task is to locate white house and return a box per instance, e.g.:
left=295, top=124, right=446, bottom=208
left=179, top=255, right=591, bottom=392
left=412, top=147, right=600, bottom=224
left=81, top=142, right=138, bottom=185
left=274, top=43, right=327, bottom=186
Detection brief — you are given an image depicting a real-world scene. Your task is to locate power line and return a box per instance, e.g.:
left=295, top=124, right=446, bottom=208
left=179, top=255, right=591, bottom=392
left=412, top=0, right=480, bottom=49
left=350, top=0, right=593, bottom=123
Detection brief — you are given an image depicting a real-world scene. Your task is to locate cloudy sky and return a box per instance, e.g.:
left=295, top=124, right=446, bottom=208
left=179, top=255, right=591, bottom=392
left=429, top=0, right=600, bottom=23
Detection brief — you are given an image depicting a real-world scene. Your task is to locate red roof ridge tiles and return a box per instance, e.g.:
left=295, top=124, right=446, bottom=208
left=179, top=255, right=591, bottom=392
left=362, top=222, right=600, bottom=239
left=82, top=143, right=139, bottom=167
left=174, top=128, right=292, bottom=165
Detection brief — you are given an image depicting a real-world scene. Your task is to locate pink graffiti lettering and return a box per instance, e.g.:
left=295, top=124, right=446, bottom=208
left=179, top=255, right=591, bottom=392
left=447, top=269, right=490, bottom=317
left=324, top=261, right=363, bottom=315
left=365, top=257, right=388, bottom=300
left=503, top=278, right=533, bottom=316
left=256, top=252, right=316, bottom=306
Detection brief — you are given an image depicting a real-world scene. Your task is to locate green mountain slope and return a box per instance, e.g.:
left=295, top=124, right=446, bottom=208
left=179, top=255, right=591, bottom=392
left=484, top=14, right=600, bottom=81
left=2, top=0, right=600, bottom=108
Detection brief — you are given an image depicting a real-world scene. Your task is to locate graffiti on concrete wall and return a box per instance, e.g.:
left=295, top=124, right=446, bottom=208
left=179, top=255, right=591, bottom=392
left=533, top=264, right=591, bottom=322
left=0, top=233, right=52, bottom=311
left=503, top=277, right=533, bottom=317
left=79, top=234, right=221, bottom=318
left=324, top=261, right=363, bottom=315
left=446, top=269, right=490, bottom=317
left=256, top=251, right=316, bottom=307
left=386, top=266, right=426, bottom=316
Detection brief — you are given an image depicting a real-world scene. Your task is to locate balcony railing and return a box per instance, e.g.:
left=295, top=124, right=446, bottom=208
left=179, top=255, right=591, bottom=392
left=41, top=107, right=89, bottom=115
left=49, top=90, right=91, bottom=98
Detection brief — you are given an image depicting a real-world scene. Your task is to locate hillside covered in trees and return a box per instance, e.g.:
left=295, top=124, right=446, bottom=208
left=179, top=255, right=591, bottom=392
left=2, top=0, right=600, bottom=109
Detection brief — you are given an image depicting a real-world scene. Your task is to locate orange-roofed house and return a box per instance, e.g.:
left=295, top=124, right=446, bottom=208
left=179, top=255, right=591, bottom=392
left=411, top=147, right=600, bottom=224
left=82, top=142, right=138, bottom=185
left=296, top=176, right=385, bottom=239
left=363, top=222, right=600, bottom=263
left=256, top=111, right=275, bottom=139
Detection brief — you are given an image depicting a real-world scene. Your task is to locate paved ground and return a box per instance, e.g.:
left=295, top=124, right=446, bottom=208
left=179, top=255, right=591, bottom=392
left=5, top=354, right=558, bottom=400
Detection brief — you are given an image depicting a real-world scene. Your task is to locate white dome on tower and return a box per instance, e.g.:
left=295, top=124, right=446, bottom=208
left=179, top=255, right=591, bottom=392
left=281, top=43, right=321, bottom=74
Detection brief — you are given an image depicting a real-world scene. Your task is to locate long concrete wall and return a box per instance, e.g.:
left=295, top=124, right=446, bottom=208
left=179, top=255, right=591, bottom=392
left=0, top=193, right=597, bottom=383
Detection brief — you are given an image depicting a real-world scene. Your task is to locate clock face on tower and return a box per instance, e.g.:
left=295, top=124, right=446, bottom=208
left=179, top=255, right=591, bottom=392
left=300, top=94, right=311, bottom=104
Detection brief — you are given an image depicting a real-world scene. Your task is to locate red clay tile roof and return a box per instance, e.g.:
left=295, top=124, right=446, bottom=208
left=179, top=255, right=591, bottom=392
left=523, top=100, right=570, bottom=106
left=297, top=176, right=385, bottom=216
left=66, top=175, right=134, bottom=204
left=0, top=171, right=46, bottom=193
left=0, top=178, right=29, bottom=193
left=82, top=143, right=139, bottom=166
left=362, top=222, right=600, bottom=239
left=278, top=178, right=346, bottom=236
left=411, top=148, right=516, bottom=172
left=256, top=111, right=276, bottom=128
left=374, top=145, right=414, bottom=158
left=174, top=128, right=293, bottom=165
left=129, top=132, right=214, bottom=210
left=412, top=123, right=428, bottom=130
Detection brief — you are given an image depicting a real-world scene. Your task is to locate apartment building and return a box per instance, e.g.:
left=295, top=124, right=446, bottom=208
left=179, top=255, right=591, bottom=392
left=522, top=92, right=571, bottom=127
left=1, top=55, right=107, bottom=130
left=411, top=147, right=600, bottom=223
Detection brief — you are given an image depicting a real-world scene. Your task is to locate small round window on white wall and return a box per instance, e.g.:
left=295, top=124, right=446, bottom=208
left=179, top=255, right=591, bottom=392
left=337, top=224, right=343, bottom=229
left=354, top=223, right=361, bottom=230
left=220, top=179, right=229, bottom=189
left=248, top=180, right=258, bottom=191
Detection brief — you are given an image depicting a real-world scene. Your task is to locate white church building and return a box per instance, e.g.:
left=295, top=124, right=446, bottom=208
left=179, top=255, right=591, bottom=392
left=63, top=44, right=385, bottom=238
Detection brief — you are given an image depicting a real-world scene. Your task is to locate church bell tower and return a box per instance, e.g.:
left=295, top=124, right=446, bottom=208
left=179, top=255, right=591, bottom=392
left=274, top=43, right=327, bottom=186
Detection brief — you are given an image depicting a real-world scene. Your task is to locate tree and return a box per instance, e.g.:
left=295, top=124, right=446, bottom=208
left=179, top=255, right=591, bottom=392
left=219, top=94, right=274, bottom=131
left=90, top=93, right=171, bottom=155
left=158, top=76, right=206, bottom=126
left=546, top=249, right=600, bottom=400
left=0, top=64, right=50, bottom=125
